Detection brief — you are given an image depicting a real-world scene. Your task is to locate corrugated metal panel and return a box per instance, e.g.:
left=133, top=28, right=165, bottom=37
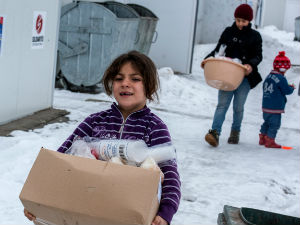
left=58, top=1, right=139, bottom=87
left=128, top=4, right=158, bottom=55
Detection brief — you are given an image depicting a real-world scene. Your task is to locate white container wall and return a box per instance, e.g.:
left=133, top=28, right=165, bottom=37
left=257, top=0, right=299, bottom=32
left=260, top=0, right=286, bottom=30
left=196, top=0, right=240, bottom=44
left=0, top=0, right=60, bottom=124
left=123, top=0, right=198, bottom=74
left=283, top=0, right=300, bottom=32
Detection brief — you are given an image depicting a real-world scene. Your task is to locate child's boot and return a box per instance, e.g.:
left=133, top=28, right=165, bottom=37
left=265, top=136, right=281, bottom=148
left=259, top=133, right=266, bottom=145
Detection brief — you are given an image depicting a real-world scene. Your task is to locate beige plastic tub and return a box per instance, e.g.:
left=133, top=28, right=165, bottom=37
left=202, top=58, right=247, bottom=91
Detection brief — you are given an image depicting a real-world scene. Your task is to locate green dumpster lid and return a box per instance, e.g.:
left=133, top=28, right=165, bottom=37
left=240, top=207, right=300, bottom=225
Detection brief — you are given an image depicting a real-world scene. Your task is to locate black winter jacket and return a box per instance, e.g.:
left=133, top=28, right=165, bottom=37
left=205, top=22, right=263, bottom=89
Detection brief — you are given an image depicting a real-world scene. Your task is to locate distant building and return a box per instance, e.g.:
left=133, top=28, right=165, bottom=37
left=195, top=0, right=300, bottom=44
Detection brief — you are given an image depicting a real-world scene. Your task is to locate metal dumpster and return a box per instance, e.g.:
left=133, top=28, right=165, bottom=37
left=57, top=1, right=139, bottom=92
left=127, top=4, right=158, bottom=55
left=101, top=1, right=140, bottom=59
left=218, top=205, right=300, bottom=225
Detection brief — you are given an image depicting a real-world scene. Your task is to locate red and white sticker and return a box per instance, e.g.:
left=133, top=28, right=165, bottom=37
left=35, top=14, right=43, bottom=34
left=32, top=11, right=47, bottom=49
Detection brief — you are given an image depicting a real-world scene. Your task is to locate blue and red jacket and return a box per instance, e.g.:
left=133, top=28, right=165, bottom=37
left=58, top=103, right=181, bottom=224
left=262, top=70, right=294, bottom=113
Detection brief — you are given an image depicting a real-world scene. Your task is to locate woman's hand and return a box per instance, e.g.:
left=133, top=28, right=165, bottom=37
left=24, top=208, right=36, bottom=221
left=244, top=64, right=253, bottom=76
left=201, top=61, right=205, bottom=69
left=152, top=215, right=168, bottom=225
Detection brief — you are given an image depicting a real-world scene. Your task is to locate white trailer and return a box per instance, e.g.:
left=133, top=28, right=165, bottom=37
left=0, top=0, right=60, bottom=125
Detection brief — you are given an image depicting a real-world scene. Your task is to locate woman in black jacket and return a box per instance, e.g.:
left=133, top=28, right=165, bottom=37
left=204, top=4, right=263, bottom=147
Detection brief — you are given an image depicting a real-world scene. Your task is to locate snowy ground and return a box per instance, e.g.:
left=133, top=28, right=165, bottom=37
left=0, top=26, right=299, bottom=225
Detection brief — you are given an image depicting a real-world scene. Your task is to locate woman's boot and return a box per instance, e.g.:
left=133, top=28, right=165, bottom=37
left=228, top=130, right=240, bottom=144
left=205, top=129, right=219, bottom=147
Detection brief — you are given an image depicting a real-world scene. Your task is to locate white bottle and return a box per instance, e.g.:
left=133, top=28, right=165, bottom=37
left=65, top=139, right=96, bottom=159
left=88, top=139, right=176, bottom=164
left=215, top=44, right=227, bottom=57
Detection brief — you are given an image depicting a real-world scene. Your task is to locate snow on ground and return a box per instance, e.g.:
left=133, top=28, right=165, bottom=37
left=0, top=26, right=299, bottom=225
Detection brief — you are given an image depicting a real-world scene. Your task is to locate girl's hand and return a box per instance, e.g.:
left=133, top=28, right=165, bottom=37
left=152, top=215, right=168, bottom=225
left=24, top=208, right=36, bottom=221
left=244, top=64, right=253, bottom=76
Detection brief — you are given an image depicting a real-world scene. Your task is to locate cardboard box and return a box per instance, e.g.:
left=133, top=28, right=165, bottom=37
left=20, top=148, right=160, bottom=225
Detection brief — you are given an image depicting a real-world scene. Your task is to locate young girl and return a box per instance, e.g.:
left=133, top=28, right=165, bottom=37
left=204, top=4, right=263, bottom=147
left=24, top=51, right=181, bottom=225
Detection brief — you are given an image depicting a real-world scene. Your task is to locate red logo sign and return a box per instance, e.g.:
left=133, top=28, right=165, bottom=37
left=35, top=14, right=43, bottom=34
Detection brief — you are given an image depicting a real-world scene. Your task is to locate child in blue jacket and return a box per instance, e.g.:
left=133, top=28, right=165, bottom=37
left=259, top=51, right=295, bottom=148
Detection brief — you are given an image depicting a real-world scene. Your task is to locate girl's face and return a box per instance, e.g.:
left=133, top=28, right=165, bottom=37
left=235, top=18, right=250, bottom=30
left=113, top=62, right=147, bottom=118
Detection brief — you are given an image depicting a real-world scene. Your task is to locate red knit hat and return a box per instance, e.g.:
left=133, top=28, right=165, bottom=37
left=234, top=4, right=253, bottom=21
left=273, top=51, right=291, bottom=71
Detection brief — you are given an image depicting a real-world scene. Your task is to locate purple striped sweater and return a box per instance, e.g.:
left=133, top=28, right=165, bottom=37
left=58, top=103, right=181, bottom=224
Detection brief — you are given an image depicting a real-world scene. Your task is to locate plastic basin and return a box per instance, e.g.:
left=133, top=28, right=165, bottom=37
left=202, top=58, right=247, bottom=91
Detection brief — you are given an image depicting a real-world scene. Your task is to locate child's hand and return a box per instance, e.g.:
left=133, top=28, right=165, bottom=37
left=152, top=215, right=168, bottom=225
left=289, top=84, right=296, bottom=89
left=24, top=208, right=36, bottom=221
left=244, top=64, right=253, bottom=75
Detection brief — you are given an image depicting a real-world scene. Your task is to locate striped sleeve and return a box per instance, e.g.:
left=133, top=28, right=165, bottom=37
left=57, top=116, right=94, bottom=153
left=149, top=120, right=181, bottom=224
left=158, top=160, right=181, bottom=224
left=149, top=119, right=172, bottom=146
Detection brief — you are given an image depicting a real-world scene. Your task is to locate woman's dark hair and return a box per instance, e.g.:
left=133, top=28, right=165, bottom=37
left=101, top=51, right=159, bottom=101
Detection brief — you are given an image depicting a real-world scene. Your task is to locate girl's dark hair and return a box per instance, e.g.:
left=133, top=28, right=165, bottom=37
left=101, top=51, right=159, bottom=101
